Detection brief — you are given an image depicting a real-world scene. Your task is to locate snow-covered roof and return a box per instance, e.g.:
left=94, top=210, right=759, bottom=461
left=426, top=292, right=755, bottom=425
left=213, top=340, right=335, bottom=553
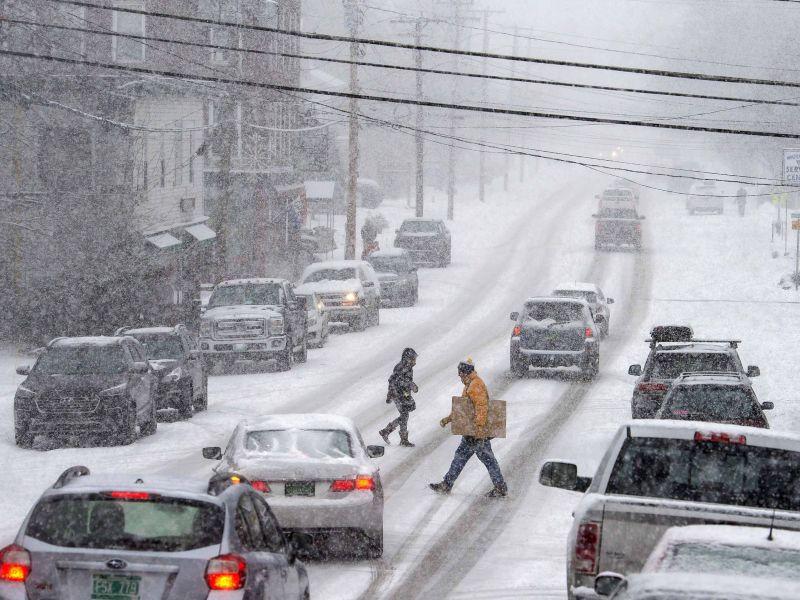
left=369, top=248, right=409, bottom=258
left=50, top=474, right=212, bottom=498
left=655, top=343, right=736, bottom=354
left=624, top=572, right=800, bottom=598
left=524, top=296, right=590, bottom=307
left=241, top=413, right=357, bottom=433
left=304, top=180, right=336, bottom=199
left=121, top=327, right=177, bottom=336
left=624, top=419, right=800, bottom=452
left=553, top=282, right=600, bottom=293
left=675, top=372, right=748, bottom=386
left=401, top=217, right=443, bottom=223
left=657, top=524, right=800, bottom=552
left=302, top=260, right=367, bottom=276
left=50, top=336, right=124, bottom=347
left=217, top=278, right=287, bottom=287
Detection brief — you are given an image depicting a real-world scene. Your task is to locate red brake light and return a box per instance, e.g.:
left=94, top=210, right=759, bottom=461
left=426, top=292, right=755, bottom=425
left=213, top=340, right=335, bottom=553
left=694, top=431, right=747, bottom=445
left=585, top=327, right=594, bottom=338
left=637, top=382, right=669, bottom=393
left=205, top=554, right=246, bottom=591
left=575, top=522, right=601, bottom=575
left=108, top=491, right=150, bottom=500
left=513, top=326, right=521, bottom=336
left=330, top=479, right=356, bottom=492
left=355, top=475, right=375, bottom=491
left=0, top=544, right=30, bottom=582
left=250, top=480, right=270, bottom=493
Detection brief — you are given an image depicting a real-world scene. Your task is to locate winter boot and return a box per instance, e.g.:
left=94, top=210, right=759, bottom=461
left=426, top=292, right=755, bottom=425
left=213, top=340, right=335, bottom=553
left=399, top=436, right=415, bottom=448
left=379, top=429, right=391, bottom=445
left=429, top=481, right=452, bottom=495
left=486, top=484, right=508, bottom=498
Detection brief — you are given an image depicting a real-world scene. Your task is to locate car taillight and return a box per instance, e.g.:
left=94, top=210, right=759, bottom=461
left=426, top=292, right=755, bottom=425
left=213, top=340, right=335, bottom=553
left=575, top=522, right=601, bottom=575
left=330, top=479, right=356, bottom=492
left=694, top=431, right=747, bottom=445
left=637, top=382, right=668, bottom=393
left=355, top=475, right=375, bottom=491
left=205, top=554, right=246, bottom=591
left=108, top=491, right=150, bottom=500
left=513, top=326, right=521, bottom=336
left=0, top=544, right=30, bottom=582
left=250, top=480, right=270, bottom=493
left=585, top=327, right=593, bottom=338
left=330, top=475, right=375, bottom=492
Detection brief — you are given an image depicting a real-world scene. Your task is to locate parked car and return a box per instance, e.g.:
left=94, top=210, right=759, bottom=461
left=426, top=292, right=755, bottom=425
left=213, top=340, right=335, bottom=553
left=295, top=291, right=330, bottom=349
left=115, top=325, right=208, bottom=418
left=597, top=573, right=800, bottom=600
left=552, top=282, right=614, bottom=337
left=686, top=182, right=723, bottom=215
left=509, top=297, right=600, bottom=379
left=203, top=414, right=385, bottom=559
left=654, top=372, right=772, bottom=428
left=367, top=249, right=419, bottom=307
left=0, top=466, right=310, bottom=599
left=539, top=421, right=800, bottom=599
left=14, top=336, right=157, bottom=448
left=393, top=218, right=451, bottom=267
left=593, top=190, right=645, bottom=251
left=296, top=260, right=381, bottom=331
left=628, top=326, right=760, bottom=418
left=199, top=278, right=307, bottom=372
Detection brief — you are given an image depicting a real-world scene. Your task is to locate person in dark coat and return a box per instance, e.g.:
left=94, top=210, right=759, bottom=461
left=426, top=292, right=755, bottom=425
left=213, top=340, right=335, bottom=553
left=379, top=348, right=418, bottom=447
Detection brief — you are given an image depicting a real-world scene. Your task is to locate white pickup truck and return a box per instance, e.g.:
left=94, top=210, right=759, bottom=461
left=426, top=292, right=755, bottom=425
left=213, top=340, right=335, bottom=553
left=539, top=421, right=800, bottom=599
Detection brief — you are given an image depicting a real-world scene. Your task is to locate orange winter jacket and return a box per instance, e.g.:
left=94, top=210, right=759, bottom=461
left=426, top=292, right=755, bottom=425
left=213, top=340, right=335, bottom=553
left=462, top=372, right=490, bottom=435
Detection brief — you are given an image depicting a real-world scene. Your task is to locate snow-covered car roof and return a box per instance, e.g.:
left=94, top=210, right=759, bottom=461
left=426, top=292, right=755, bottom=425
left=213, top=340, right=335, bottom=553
left=553, top=282, right=601, bottom=293
left=673, top=372, right=750, bottom=386
left=623, top=419, right=800, bottom=452
left=620, top=572, right=800, bottom=598
left=302, top=260, right=369, bottom=275
left=655, top=343, right=737, bottom=355
left=50, top=336, right=126, bottom=347
left=524, top=296, right=590, bottom=307
left=654, top=524, right=800, bottom=554
left=119, top=326, right=178, bottom=336
left=216, top=278, right=287, bottom=287
left=46, top=473, right=214, bottom=499
left=400, top=217, right=443, bottom=223
left=369, top=248, right=410, bottom=258
left=241, top=413, right=357, bottom=433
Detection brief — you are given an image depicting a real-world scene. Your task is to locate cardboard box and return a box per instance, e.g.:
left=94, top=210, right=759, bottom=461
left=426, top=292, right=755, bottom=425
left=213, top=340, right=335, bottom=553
left=450, top=396, right=506, bottom=438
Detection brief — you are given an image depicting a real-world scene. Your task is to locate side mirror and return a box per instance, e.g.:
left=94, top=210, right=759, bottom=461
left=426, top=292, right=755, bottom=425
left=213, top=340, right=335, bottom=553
left=286, top=531, right=313, bottom=563
left=628, top=364, right=642, bottom=377
left=188, top=350, right=201, bottom=359
left=202, top=446, right=223, bottom=460
left=595, top=572, right=626, bottom=597
left=591, top=213, right=599, bottom=218
left=761, top=401, right=775, bottom=410
left=510, top=312, right=519, bottom=321
left=131, top=362, right=149, bottom=374
left=15, top=366, right=30, bottom=376
left=747, top=366, right=760, bottom=378
left=607, top=298, right=615, bottom=305
left=539, top=461, right=591, bottom=492
left=594, top=314, right=605, bottom=324
left=367, top=445, right=384, bottom=458
left=363, top=280, right=374, bottom=288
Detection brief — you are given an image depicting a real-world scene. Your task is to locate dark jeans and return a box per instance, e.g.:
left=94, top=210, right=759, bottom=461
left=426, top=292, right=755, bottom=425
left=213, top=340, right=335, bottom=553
left=444, top=436, right=506, bottom=488
left=383, top=410, right=410, bottom=440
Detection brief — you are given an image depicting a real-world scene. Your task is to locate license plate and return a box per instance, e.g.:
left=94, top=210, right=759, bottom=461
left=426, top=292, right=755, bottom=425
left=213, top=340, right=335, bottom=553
left=285, top=481, right=315, bottom=496
left=91, top=574, right=141, bottom=600
left=234, top=343, right=248, bottom=352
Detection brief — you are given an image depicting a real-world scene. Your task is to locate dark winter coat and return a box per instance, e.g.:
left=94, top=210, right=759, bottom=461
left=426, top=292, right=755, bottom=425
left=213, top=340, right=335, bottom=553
left=387, top=359, right=418, bottom=412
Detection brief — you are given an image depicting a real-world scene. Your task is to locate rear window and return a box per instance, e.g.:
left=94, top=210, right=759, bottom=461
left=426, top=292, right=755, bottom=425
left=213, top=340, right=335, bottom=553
left=244, top=428, right=353, bottom=459
left=130, top=334, right=184, bottom=360
left=369, top=256, right=411, bottom=273
left=524, top=302, right=583, bottom=322
left=606, top=438, right=800, bottom=511
left=651, top=352, right=736, bottom=379
left=663, top=386, right=761, bottom=421
left=25, top=494, right=224, bottom=552
left=599, top=207, right=638, bottom=219
left=400, top=221, right=439, bottom=233
left=664, top=543, right=800, bottom=581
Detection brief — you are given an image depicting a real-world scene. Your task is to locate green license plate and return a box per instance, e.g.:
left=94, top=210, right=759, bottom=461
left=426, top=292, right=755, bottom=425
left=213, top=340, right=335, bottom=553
left=285, top=481, right=315, bottom=496
left=91, top=574, right=141, bottom=600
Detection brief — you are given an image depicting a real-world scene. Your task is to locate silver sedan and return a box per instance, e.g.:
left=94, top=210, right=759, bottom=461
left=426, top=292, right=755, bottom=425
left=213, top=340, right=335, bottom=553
left=203, top=414, right=385, bottom=559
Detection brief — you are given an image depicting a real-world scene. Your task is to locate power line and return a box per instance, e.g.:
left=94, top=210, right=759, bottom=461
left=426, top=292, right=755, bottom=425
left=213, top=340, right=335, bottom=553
left=41, top=0, right=800, bottom=89
left=13, top=16, right=800, bottom=112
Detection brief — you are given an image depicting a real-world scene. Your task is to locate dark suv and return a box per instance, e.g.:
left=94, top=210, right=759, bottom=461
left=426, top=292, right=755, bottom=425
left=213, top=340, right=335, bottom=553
left=509, top=297, right=600, bottom=379
left=628, top=326, right=760, bottom=418
left=116, top=325, right=208, bottom=419
left=394, top=218, right=451, bottom=267
left=367, top=249, right=419, bottom=307
left=14, top=336, right=158, bottom=448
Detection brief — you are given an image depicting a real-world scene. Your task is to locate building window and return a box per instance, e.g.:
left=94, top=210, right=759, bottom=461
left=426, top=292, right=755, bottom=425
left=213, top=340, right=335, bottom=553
left=113, top=4, right=146, bottom=62
left=180, top=197, right=196, bottom=213
left=209, top=27, right=233, bottom=64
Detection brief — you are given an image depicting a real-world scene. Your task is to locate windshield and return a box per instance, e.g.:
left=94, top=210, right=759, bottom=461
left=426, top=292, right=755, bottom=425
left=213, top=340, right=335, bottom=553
left=553, top=290, right=598, bottom=304
left=401, top=221, right=439, bottom=233
left=33, top=346, right=127, bottom=375
left=600, top=207, right=638, bottom=219
left=662, top=543, right=800, bottom=581
left=244, top=428, right=353, bottom=459
left=651, top=352, right=737, bottom=379
left=25, top=494, right=224, bottom=552
left=524, top=302, right=583, bottom=322
left=606, top=438, right=800, bottom=511
left=130, top=334, right=184, bottom=360
left=662, top=386, right=761, bottom=421
left=303, top=268, right=357, bottom=283
left=370, top=257, right=411, bottom=273
left=208, top=284, right=281, bottom=308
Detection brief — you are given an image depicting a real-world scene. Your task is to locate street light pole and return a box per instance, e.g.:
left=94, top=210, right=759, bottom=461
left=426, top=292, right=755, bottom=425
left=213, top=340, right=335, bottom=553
left=343, top=0, right=362, bottom=260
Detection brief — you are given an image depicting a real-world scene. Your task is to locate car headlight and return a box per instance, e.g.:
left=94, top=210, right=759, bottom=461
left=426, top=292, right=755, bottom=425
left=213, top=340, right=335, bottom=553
left=164, top=367, right=183, bottom=383
left=15, top=385, right=37, bottom=400
left=200, top=320, right=212, bottom=337
left=344, top=292, right=358, bottom=303
left=317, top=301, right=325, bottom=312
left=269, top=317, right=284, bottom=335
left=100, top=384, right=128, bottom=397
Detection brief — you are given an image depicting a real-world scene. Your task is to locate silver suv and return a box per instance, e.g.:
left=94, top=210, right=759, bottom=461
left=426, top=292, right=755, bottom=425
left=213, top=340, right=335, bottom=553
left=0, top=466, right=310, bottom=599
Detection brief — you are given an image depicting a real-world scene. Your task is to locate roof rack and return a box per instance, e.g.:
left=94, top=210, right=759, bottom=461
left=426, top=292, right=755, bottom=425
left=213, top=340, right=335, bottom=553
left=52, top=465, right=90, bottom=489
left=647, top=339, right=741, bottom=349
left=678, top=371, right=744, bottom=378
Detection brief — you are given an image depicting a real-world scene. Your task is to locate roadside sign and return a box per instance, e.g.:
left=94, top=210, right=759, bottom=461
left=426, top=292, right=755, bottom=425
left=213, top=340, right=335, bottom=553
left=784, top=149, right=800, bottom=184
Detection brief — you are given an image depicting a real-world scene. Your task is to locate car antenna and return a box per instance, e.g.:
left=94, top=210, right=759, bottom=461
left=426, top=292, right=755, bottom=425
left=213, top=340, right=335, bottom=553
left=768, top=508, right=776, bottom=541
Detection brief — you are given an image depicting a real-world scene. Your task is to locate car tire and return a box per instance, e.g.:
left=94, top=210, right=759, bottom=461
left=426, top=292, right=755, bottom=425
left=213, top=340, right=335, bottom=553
left=352, top=309, right=367, bottom=332
left=194, top=376, right=208, bottom=412
left=371, top=305, right=380, bottom=327
left=141, top=393, right=158, bottom=436
left=363, top=530, right=383, bottom=559
left=294, top=339, right=308, bottom=364
left=510, top=355, right=527, bottom=378
left=116, top=404, right=137, bottom=446
left=412, top=287, right=419, bottom=306
left=581, top=353, right=600, bottom=381
left=276, top=346, right=292, bottom=372
left=15, top=420, right=33, bottom=449
left=178, top=384, right=194, bottom=419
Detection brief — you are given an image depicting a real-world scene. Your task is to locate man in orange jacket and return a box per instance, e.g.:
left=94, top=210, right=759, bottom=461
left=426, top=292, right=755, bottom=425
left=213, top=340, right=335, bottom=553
left=429, top=360, right=507, bottom=498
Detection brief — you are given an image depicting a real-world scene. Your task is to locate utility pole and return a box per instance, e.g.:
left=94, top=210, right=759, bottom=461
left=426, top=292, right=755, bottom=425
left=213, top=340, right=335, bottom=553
left=477, top=8, right=504, bottom=203
left=343, top=0, right=362, bottom=260
left=503, top=26, right=519, bottom=193
left=522, top=33, right=533, bottom=184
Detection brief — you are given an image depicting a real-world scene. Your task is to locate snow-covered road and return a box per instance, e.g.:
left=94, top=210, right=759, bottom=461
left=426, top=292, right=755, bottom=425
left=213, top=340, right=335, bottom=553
left=1, top=170, right=796, bottom=600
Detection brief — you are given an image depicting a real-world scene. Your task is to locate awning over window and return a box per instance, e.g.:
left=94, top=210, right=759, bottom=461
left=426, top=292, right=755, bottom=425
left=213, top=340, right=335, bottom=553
left=185, top=223, right=217, bottom=242
left=146, top=232, right=182, bottom=249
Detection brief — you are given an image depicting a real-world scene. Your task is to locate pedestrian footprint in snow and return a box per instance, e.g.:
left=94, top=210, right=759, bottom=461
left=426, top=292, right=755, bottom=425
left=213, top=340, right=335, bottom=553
left=430, top=359, right=508, bottom=498
left=379, top=348, right=418, bottom=447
